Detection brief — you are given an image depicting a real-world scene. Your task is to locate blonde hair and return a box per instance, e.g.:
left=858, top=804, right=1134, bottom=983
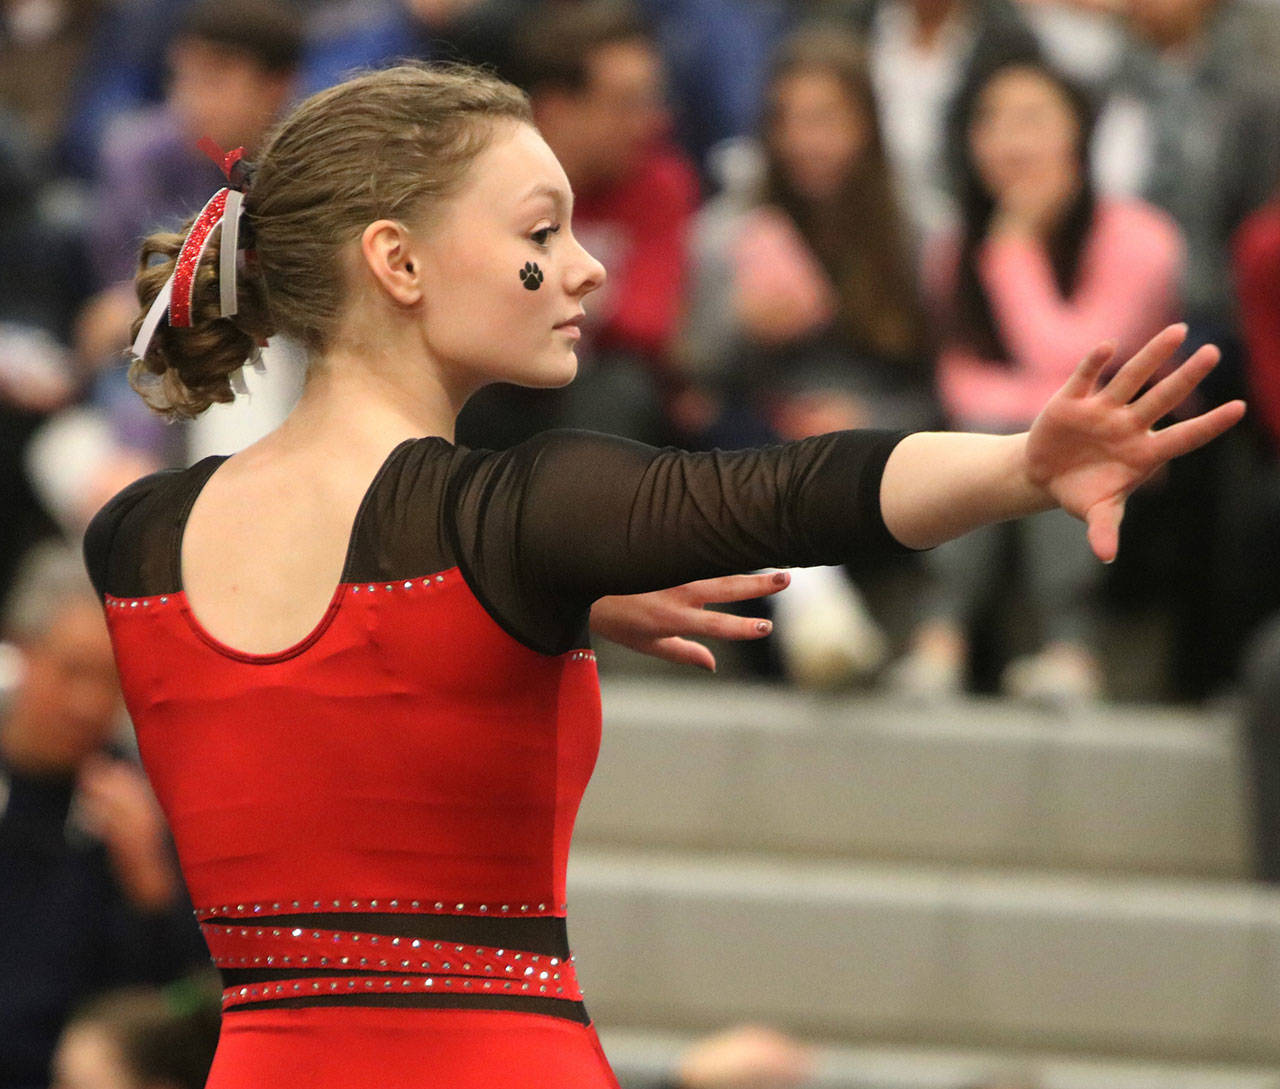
left=129, top=62, right=533, bottom=419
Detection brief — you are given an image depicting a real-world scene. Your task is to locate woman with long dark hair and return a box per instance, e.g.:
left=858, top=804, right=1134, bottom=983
left=892, top=57, right=1185, bottom=702
left=682, top=26, right=938, bottom=685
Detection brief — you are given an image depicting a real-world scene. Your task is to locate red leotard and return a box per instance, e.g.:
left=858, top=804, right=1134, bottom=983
left=84, top=429, right=907, bottom=1087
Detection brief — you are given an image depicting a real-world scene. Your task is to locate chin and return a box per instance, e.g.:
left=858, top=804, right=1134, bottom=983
left=527, top=352, right=579, bottom=389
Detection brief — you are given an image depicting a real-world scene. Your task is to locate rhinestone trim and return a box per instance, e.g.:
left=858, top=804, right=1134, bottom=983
left=220, top=970, right=573, bottom=1010
left=193, top=898, right=567, bottom=919
left=203, top=922, right=579, bottom=999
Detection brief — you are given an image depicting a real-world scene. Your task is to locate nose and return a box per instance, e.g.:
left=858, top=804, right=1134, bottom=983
left=566, top=232, right=607, bottom=298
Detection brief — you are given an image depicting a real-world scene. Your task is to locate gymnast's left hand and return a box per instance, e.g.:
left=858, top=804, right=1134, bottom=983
left=589, top=571, right=789, bottom=672
left=1025, top=323, right=1246, bottom=564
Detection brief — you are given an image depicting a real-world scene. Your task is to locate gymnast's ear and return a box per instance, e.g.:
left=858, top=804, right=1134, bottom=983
left=359, top=219, right=423, bottom=307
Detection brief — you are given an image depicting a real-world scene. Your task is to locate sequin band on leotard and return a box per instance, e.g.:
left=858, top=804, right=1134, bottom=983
left=200, top=909, right=587, bottom=1023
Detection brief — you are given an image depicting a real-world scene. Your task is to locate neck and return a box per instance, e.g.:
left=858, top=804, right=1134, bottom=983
left=281, top=337, right=468, bottom=452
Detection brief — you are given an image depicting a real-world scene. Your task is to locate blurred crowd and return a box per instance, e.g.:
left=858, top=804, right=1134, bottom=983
left=5, top=0, right=1280, bottom=704
left=4, top=0, right=1280, bottom=1084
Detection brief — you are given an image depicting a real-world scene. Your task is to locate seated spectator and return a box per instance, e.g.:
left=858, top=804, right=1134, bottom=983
left=0, top=0, right=102, bottom=175
left=75, top=0, right=302, bottom=466
left=1093, top=0, right=1280, bottom=375
left=458, top=0, right=698, bottom=448
left=657, top=1025, right=812, bottom=1089
left=0, top=118, right=82, bottom=606
left=891, top=57, right=1182, bottom=704
left=1235, top=192, right=1280, bottom=460
left=1223, top=190, right=1280, bottom=674
left=825, top=0, right=1042, bottom=237
left=50, top=976, right=222, bottom=1089
left=87, top=0, right=302, bottom=289
left=0, top=544, right=206, bottom=1089
left=680, top=25, right=938, bottom=686
left=300, top=0, right=525, bottom=100
left=630, top=0, right=794, bottom=177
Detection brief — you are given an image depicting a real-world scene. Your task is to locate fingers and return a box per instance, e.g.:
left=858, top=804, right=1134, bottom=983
left=684, top=608, right=773, bottom=642
left=1102, top=323, right=1187, bottom=405
left=1130, top=342, right=1220, bottom=425
left=683, top=570, right=790, bottom=605
left=651, top=635, right=717, bottom=672
left=1085, top=496, right=1125, bottom=564
left=1150, top=398, right=1247, bottom=462
left=1062, top=340, right=1117, bottom=397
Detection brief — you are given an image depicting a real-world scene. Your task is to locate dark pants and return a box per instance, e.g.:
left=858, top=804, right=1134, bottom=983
left=1242, top=614, right=1280, bottom=883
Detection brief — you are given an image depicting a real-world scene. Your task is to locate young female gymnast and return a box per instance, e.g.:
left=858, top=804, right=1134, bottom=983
left=84, top=63, right=1243, bottom=1088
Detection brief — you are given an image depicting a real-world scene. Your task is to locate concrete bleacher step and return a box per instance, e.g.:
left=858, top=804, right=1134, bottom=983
left=564, top=846, right=1280, bottom=1066
left=577, top=679, right=1251, bottom=879
left=598, top=1029, right=1280, bottom=1089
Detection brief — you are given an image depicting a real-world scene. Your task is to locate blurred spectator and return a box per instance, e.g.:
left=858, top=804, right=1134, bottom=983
left=299, top=0, right=528, bottom=100
left=1218, top=190, right=1280, bottom=697
left=75, top=0, right=301, bottom=465
left=1093, top=0, right=1280, bottom=387
left=891, top=57, right=1182, bottom=704
left=1235, top=193, right=1280, bottom=460
left=88, top=0, right=301, bottom=289
left=1089, top=0, right=1280, bottom=696
left=50, top=976, right=221, bottom=1089
left=670, top=1025, right=811, bottom=1089
left=622, top=1025, right=812, bottom=1089
left=822, top=0, right=1041, bottom=236
left=0, top=118, right=83, bottom=606
left=631, top=0, right=794, bottom=176
left=459, top=0, right=697, bottom=447
left=0, top=544, right=206, bottom=1089
left=0, top=0, right=102, bottom=173
left=680, top=25, right=938, bottom=686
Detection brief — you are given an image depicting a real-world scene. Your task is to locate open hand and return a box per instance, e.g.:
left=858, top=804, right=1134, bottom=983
left=589, top=571, right=789, bottom=672
left=1025, top=323, right=1246, bottom=563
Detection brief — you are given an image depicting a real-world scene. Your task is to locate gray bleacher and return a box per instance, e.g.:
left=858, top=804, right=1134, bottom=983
left=567, top=678, right=1280, bottom=1089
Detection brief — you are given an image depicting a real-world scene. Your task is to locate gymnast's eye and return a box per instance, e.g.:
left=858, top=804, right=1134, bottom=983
left=530, top=224, right=561, bottom=247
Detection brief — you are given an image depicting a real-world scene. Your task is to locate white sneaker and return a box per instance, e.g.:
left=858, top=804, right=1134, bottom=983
left=772, top=566, right=889, bottom=689
left=1001, top=644, right=1103, bottom=709
left=885, top=648, right=965, bottom=702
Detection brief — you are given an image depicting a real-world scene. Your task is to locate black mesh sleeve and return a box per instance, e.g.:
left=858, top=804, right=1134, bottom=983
left=82, top=470, right=179, bottom=599
left=445, top=428, right=912, bottom=654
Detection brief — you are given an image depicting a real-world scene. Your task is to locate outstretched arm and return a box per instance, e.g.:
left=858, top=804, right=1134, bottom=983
left=880, top=324, right=1247, bottom=561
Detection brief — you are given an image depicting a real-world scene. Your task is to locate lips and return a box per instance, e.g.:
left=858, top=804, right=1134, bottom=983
left=554, top=312, right=585, bottom=329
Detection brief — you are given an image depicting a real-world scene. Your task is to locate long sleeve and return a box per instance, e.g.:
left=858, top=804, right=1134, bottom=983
left=446, top=428, right=910, bottom=654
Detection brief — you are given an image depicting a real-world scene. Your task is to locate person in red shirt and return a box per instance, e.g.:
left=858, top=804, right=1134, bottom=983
left=1235, top=200, right=1280, bottom=455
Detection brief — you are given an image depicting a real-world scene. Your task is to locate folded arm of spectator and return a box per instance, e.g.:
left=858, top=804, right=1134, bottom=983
left=978, top=202, right=1183, bottom=385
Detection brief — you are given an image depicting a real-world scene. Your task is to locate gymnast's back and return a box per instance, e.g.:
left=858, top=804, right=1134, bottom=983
left=84, top=426, right=904, bottom=1088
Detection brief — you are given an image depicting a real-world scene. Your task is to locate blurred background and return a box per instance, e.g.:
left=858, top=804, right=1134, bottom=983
left=3, top=0, right=1280, bottom=1084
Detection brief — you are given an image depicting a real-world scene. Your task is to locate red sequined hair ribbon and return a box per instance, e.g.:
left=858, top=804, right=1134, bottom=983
left=131, top=139, right=254, bottom=362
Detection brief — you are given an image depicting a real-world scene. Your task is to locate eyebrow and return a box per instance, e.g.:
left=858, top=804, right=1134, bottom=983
left=519, top=182, right=573, bottom=214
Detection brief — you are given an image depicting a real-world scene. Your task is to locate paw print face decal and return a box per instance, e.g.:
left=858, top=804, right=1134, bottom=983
left=519, top=262, right=544, bottom=290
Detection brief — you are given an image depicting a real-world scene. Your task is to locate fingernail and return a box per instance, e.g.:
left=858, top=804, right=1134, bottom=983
left=756, top=620, right=772, bottom=634
left=772, top=572, right=788, bottom=585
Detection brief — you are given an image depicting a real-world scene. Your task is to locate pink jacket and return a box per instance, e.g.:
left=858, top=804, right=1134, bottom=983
left=927, top=199, right=1184, bottom=430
